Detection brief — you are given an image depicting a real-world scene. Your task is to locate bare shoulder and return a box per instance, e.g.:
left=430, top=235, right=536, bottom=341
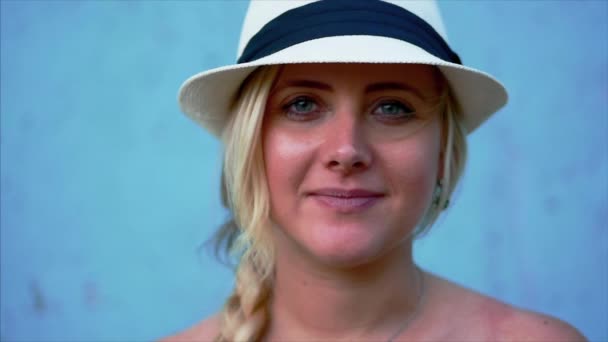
left=423, top=272, right=586, bottom=341
left=495, top=307, right=587, bottom=341
left=159, top=314, right=221, bottom=342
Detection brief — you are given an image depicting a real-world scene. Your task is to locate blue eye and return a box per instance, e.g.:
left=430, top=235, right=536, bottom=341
left=372, top=100, right=415, bottom=121
left=282, top=96, right=320, bottom=120
left=292, top=98, right=316, bottom=113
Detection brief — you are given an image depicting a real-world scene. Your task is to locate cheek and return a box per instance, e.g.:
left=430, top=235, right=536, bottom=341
left=383, top=127, right=441, bottom=210
left=262, top=126, right=316, bottom=217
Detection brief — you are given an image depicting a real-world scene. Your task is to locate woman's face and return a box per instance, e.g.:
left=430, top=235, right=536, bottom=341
left=262, top=63, right=443, bottom=267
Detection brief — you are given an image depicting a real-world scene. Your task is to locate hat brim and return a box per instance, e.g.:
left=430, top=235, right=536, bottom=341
left=178, top=35, right=508, bottom=136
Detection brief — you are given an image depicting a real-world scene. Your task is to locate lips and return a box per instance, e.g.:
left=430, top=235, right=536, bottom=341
left=307, top=188, right=385, bottom=212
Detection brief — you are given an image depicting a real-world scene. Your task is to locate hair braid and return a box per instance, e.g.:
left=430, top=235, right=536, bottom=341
left=213, top=66, right=280, bottom=342
left=216, top=252, right=272, bottom=342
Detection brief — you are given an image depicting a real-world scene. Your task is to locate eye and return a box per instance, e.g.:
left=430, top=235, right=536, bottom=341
left=282, top=96, right=322, bottom=121
left=371, top=100, right=415, bottom=122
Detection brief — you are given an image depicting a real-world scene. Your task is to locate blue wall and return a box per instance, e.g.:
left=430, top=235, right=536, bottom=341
left=1, top=1, right=606, bottom=341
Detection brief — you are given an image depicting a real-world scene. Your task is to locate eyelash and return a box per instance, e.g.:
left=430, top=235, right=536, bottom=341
left=371, top=99, right=415, bottom=122
left=282, top=96, right=323, bottom=121
left=281, top=96, right=416, bottom=122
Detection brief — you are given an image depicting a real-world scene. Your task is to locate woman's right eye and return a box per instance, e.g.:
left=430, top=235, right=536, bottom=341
left=282, top=96, right=321, bottom=120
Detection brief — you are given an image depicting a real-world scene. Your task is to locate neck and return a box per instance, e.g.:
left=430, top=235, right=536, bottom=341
left=266, top=241, right=422, bottom=341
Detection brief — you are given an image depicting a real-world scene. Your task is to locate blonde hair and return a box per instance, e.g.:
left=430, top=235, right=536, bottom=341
left=413, top=82, right=468, bottom=237
left=214, top=66, right=279, bottom=342
left=213, top=65, right=467, bottom=341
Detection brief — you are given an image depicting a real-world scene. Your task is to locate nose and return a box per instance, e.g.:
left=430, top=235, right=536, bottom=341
left=322, top=114, right=372, bottom=174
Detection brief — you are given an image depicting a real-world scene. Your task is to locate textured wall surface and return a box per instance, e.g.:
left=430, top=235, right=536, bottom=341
left=1, top=1, right=606, bottom=341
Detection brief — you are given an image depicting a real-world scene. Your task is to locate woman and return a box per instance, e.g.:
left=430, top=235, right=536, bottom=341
left=167, top=1, right=586, bottom=341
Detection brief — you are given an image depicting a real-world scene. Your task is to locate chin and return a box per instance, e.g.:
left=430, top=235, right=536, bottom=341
left=305, top=222, right=403, bottom=269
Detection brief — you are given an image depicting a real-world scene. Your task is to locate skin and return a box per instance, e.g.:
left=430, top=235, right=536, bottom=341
left=264, top=63, right=443, bottom=270
left=162, top=64, right=587, bottom=342
left=263, top=63, right=441, bottom=340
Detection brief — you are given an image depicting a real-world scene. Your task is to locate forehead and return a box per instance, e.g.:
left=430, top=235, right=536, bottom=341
left=274, top=63, right=442, bottom=95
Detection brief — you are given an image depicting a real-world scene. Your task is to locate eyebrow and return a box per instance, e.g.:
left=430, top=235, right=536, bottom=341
left=280, top=79, right=333, bottom=91
left=365, top=82, right=425, bottom=100
left=276, top=79, right=426, bottom=100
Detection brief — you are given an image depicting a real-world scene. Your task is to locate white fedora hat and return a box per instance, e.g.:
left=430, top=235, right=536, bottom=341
left=178, top=0, right=508, bottom=137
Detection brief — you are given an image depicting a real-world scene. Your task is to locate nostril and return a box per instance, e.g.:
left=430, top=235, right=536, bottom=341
left=327, top=159, right=367, bottom=170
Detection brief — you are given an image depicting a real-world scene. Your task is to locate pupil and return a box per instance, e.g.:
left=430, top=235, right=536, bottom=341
left=295, top=100, right=311, bottom=112
left=384, top=103, right=398, bottom=114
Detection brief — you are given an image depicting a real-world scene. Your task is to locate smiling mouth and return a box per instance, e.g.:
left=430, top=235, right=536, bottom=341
left=307, top=189, right=385, bottom=212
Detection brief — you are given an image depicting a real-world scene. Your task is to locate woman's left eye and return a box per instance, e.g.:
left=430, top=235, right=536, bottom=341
left=372, top=101, right=414, bottom=119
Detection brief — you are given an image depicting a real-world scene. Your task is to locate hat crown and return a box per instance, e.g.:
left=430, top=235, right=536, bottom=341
left=237, top=0, right=448, bottom=59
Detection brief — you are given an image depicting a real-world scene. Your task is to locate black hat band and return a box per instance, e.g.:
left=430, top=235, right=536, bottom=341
left=238, top=0, right=462, bottom=65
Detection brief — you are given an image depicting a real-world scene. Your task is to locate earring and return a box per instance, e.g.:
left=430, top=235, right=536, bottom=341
left=432, top=180, right=450, bottom=209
